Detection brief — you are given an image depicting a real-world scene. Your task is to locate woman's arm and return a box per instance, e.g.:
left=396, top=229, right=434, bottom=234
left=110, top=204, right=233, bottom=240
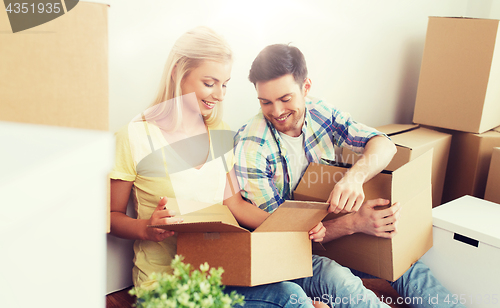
left=222, top=168, right=270, bottom=229
left=110, top=179, right=182, bottom=242
left=223, top=168, right=325, bottom=242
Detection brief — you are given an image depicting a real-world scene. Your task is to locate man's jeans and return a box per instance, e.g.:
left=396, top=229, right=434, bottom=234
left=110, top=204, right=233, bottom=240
left=225, top=280, right=317, bottom=308
left=225, top=255, right=465, bottom=308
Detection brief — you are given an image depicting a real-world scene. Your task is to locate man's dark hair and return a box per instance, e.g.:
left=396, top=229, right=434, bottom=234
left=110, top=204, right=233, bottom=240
left=248, top=44, right=308, bottom=86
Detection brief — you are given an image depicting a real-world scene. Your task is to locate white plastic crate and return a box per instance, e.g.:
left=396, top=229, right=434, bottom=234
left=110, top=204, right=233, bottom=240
left=420, top=195, right=500, bottom=307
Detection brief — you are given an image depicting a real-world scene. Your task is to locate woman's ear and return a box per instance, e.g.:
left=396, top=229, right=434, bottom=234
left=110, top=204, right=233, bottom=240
left=302, top=78, right=312, bottom=96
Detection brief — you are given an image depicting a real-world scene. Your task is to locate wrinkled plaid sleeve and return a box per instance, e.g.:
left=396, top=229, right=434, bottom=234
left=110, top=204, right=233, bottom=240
left=234, top=132, right=285, bottom=213
left=329, top=107, right=386, bottom=154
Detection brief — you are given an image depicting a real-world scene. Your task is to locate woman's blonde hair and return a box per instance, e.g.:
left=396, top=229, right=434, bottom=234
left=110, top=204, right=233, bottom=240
left=146, top=26, right=232, bottom=131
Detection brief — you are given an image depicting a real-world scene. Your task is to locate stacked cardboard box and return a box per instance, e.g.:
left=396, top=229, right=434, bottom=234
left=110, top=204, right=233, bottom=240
left=414, top=17, right=500, bottom=134
left=484, top=147, right=500, bottom=204
left=413, top=17, right=500, bottom=204
left=442, top=127, right=500, bottom=203
left=0, top=2, right=109, bottom=131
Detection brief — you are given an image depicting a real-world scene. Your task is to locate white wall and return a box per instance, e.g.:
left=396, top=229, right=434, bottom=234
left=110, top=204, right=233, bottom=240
left=108, top=0, right=472, bottom=133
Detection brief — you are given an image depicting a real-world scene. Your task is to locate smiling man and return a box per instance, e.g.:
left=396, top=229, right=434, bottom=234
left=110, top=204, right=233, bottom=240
left=231, top=44, right=465, bottom=308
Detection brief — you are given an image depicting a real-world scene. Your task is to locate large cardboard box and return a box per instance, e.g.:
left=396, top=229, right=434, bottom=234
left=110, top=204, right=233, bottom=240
left=442, top=126, right=500, bottom=203
left=0, top=121, right=113, bottom=308
left=413, top=17, right=500, bottom=134
left=153, top=202, right=329, bottom=286
left=294, top=150, right=433, bottom=281
left=420, top=196, right=500, bottom=308
left=343, top=124, right=451, bottom=207
left=485, top=147, right=500, bottom=204
left=0, top=2, right=109, bottom=131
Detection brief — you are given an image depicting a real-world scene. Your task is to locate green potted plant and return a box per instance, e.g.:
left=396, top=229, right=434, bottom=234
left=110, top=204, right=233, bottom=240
left=129, top=255, right=245, bottom=308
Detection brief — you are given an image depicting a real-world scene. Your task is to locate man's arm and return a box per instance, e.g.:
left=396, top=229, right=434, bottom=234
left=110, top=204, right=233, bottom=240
left=327, top=135, right=397, bottom=213
left=322, top=198, right=401, bottom=243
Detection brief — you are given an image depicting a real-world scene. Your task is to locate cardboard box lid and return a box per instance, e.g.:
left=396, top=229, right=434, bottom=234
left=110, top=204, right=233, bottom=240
left=432, top=195, right=500, bottom=248
left=377, top=124, right=419, bottom=136
left=151, top=204, right=247, bottom=233
left=254, top=201, right=329, bottom=232
left=151, top=201, right=329, bottom=233
left=377, top=124, right=450, bottom=150
left=472, top=125, right=500, bottom=138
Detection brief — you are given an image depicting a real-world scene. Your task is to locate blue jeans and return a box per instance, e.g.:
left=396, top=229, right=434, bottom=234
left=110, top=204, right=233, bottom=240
left=225, top=255, right=465, bottom=308
left=349, top=259, right=466, bottom=308
left=225, top=281, right=316, bottom=308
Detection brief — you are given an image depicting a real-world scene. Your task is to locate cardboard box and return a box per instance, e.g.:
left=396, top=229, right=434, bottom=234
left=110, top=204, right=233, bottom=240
left=442, top=126, right=500, bottom=203
left=342, top=124, right=451, bottom=207
left=0, top=2, right=109, bottom=131
left=0, top=121, right=113, bottom=308
left=420, top=196, right=500, bottom=308
left=485, top=147, right=500, bottom=204
left=152, top=202, right=329, bottom=286
left=413, top=17, right=500, bottom=134
left=294, top=149, right=433, bottom=281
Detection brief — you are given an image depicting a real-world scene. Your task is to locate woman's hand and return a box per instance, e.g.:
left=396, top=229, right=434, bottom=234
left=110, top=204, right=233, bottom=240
left=144, top=197, right=183, bottom=242
left=309, top=222, right=326, bottom=242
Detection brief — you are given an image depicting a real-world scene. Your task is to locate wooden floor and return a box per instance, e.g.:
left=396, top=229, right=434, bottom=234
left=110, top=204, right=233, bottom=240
left=106, top=279, right=410, bottom=308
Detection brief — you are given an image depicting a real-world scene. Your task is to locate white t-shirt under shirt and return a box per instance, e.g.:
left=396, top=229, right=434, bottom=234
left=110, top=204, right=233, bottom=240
left=278, top=132, right=310, bottom=191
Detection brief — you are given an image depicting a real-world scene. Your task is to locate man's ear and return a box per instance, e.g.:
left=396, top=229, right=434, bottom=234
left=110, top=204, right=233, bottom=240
left=302, top=78, right=312, bottom=96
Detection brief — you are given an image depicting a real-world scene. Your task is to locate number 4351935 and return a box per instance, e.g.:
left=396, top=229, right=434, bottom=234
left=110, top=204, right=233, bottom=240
left=6, top=3, right=62, bottom=14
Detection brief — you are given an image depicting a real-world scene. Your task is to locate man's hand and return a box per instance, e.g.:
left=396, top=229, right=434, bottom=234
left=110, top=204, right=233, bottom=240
left=326, top=135, right=397, bottom=214
left=352, top=198, right=401, bottom=238
left=326, top=171, right=365, bottom=214
left=309, top=222, right=326, bottom=242
left=145, top=197, right=183, bottom=242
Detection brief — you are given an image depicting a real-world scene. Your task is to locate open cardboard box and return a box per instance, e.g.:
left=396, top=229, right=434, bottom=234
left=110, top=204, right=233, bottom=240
left=294, top=149, right=433, bottom=281
left=342, top=124, right=451, bottom=207
left=151, top=202, right=329, bottom=286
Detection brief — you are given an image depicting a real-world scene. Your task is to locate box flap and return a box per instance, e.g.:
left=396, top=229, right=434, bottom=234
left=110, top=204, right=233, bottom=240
left=296, top=162, right=392, bottom=202
left=390, top=127, right=451, bottom=150
left=377, top=124, right=419, bottom=136
left=392, top=149, right=433, bottom=206
left=432, top=195, right=500, bottom=248
left=294, top=162, right=345, bottom=202
left=149, top=204, right=248, bottom=233
left=178, top=204, right=239, bottom=225
left=254, top=201, right=329, bottom=232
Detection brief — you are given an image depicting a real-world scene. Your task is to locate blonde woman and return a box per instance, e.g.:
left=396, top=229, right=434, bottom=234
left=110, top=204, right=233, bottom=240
left=109, top=27, right=326, bottom=308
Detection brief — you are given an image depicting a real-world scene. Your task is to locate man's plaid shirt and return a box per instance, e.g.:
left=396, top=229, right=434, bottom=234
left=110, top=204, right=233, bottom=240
left=233, top=98, right=385, bottom=213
